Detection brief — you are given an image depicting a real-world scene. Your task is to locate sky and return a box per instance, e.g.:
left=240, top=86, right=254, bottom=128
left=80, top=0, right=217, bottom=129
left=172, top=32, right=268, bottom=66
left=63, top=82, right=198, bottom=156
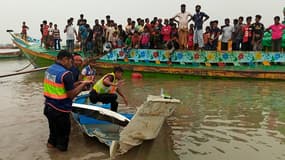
left=0, top=0, right=284, bottom=44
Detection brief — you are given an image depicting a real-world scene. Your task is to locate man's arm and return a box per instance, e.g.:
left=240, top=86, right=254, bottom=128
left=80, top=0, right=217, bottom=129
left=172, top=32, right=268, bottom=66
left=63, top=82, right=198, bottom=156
left=116, top=88, right=128, bottom=106
left=203, top=13, right=209, bottom=23
left=64, top=72, right=92, bottom=99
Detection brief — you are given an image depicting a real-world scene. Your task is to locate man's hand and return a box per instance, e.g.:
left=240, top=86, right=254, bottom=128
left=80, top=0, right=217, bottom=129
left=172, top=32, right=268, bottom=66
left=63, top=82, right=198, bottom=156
left=116, top=80, right=125, bottom=88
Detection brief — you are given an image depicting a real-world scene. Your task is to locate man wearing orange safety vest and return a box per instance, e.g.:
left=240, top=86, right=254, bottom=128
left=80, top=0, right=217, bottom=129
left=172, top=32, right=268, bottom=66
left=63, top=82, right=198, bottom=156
left=89, top=66, right=128, bottom=112
left=43, top=50, right=92, bottom=151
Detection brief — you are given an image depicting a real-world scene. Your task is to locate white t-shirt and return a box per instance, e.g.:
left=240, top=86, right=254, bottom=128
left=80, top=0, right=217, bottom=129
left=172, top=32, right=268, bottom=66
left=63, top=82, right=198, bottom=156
left=221, top=25, right=234, bottom=43
left=174, top=12, right=192, bottom=29
left=66, top=25, right=76, bottom=40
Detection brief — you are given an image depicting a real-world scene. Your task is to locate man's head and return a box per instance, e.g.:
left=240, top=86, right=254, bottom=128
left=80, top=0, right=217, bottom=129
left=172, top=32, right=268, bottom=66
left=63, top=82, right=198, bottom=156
left=225, top=18, right=230, bottom=25
left=195, top=5, right=201, bottom=12
left=255, top=15, right=262, bottom=22
left=57, top=50, right=73, bottom=69
left=113, top=66, right=124, bottom=80
left=72, top=53, right=83, bottom=67
left=274, top=16, right=280, bottom=24
left=246, top=16, right=252, bottom=24
left=180, top=4, right=186, bottom=13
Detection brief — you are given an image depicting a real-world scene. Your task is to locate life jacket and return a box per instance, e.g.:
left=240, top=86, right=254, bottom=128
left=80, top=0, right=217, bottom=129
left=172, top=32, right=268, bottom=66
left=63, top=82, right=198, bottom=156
left=44, top=63, right=72, bottom=112
left=93, top=72, right=116, bottom=94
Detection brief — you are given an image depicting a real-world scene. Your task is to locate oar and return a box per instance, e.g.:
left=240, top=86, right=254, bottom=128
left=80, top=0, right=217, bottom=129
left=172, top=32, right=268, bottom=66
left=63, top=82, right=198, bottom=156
left=0, top=67, right=48, bottom=78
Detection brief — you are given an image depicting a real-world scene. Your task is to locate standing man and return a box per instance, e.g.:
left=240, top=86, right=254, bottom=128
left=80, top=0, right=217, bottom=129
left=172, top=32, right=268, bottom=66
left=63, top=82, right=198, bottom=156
left=242, top=16, right=253, bottom=51
left=221, top=18, right=234, bottom=51
left=89, top=66, right=128, bottom=112
left=192, top=5, right=209, bottom=50
left=93, top=19, right=104, bottom=54
left=265, top=16, right=285, bottom=52
left=43, top=50, right=92, bottom=151
left=251, top=15, right=264, bottom=51
left=172, top=4, right=192, bottom=49
left=64, top=19, right=77, bottom=53
left=234, top=16, right=244, bottom=50
left=21, top=21, right=29, bottom=41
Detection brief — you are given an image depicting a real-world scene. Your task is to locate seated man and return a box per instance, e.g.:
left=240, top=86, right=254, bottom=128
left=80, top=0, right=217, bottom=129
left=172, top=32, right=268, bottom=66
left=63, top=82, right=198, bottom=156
left=79, top=59, right=96, bottom=90
left=89, top=66, right=128, bottom=112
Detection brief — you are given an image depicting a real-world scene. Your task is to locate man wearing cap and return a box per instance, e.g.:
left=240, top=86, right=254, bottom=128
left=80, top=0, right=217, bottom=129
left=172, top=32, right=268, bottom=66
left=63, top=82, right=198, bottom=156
left=172, top=4, right=192, bottom=49
left=43, top=50, right=92, bottom=151
left=89, top=66, right=128, bottom=112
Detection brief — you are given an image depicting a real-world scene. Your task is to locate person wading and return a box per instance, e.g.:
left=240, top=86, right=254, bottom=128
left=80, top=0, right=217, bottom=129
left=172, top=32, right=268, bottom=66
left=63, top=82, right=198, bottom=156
left=43, top=50, right=92, bottom=151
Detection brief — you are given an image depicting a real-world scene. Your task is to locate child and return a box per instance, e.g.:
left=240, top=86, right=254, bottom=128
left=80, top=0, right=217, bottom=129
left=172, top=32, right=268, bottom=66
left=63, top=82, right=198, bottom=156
left=132, top=31, right=141, bottom=49
left=187, top=28, right=194, bottom=50
left=140, top=27, right=150, bottom=49
left=203, top=26, right=211, bottom=50
left=80, top=60, right=96, bottom=90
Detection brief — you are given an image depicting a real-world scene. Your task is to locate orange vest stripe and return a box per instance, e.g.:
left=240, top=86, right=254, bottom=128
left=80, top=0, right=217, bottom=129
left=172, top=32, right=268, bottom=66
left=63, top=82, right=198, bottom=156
left=43, top=92, right=68, bottom=99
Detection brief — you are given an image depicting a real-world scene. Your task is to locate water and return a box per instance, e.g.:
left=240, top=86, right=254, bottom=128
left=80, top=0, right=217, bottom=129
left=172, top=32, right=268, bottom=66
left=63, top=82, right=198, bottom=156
left=1, top=58, right=285, bottom=160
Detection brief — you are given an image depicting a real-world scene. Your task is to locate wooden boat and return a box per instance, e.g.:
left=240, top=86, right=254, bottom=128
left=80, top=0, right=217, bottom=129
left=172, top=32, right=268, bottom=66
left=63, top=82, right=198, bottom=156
left=0, top=49, right=21, bottom=58
left=72, top=93, right=180, bottom=158
left=9, top=31, right=285, bottom=80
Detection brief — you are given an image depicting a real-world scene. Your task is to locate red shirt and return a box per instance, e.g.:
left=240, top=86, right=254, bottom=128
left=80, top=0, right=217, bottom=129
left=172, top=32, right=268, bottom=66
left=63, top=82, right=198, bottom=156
left=43, top=24, right=49, bottom=36
left=187, top=33, right=194, bottom=48
left=161, top=25, right=172, bottom=42
left=242, top=24, right=253, bottom=43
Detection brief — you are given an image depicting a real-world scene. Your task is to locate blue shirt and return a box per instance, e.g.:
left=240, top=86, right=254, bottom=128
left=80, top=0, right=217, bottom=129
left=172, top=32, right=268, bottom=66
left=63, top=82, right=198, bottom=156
left=192, top=12, right=209, bottom=30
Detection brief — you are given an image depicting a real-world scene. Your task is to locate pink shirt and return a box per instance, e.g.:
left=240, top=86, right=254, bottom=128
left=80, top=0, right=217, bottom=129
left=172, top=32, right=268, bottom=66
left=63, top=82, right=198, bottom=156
left=268, top=24, right=285, bottom=40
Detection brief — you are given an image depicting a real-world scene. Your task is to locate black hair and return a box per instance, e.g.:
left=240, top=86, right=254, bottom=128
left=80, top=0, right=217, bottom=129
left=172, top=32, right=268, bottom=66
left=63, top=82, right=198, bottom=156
left=246, top=16, right=252, bottom=21
left=114, top=66, right=124, bottom=73
left=274, top=16, right=280, bottom=21
left=57, top=50, right=72, bottom=60
left=181, top=4, right=186, bottom=7
left=256, top=15, right=262, bottom=19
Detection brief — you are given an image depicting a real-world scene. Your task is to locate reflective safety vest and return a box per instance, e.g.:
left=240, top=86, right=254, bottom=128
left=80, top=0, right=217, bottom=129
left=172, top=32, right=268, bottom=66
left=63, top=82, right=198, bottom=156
left=44, top=63, right=72, bottom=112
left=93, top=72, right=117, bottom=94
left=44, top=63, right=69, bottom=100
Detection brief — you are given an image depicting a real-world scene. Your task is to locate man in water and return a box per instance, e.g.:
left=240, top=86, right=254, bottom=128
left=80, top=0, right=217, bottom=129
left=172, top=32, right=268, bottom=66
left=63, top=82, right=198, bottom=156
left=43, top=50, right=92, bottom=151
left=89, top=66, right=128, bottom=112
left=172, top=4, right=192, bottom=49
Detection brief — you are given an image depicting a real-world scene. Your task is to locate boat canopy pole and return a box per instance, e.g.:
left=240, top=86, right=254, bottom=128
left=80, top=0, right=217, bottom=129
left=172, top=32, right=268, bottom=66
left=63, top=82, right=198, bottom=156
left=0, top=67, right=48, bottom=78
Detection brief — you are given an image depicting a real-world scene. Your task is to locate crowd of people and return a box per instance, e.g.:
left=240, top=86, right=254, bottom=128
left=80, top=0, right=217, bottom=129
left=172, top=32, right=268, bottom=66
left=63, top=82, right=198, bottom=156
left=22, top=5, right=285, bottom=54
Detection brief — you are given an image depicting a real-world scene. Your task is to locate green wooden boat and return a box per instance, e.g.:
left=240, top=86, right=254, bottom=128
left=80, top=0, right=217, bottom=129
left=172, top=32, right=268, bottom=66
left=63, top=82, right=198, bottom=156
left=9, top=32, right=285, bottom=80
